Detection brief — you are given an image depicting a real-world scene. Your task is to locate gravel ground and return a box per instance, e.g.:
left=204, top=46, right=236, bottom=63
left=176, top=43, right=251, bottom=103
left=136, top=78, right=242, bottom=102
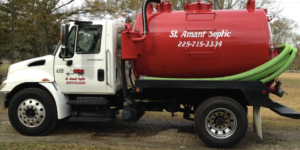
left=0, top=111, right=300, bottom=150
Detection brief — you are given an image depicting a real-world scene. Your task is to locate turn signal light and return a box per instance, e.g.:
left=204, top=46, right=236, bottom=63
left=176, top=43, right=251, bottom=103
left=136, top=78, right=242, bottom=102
left=42, top=78, right=50, bottom=82
left=136, top=88, right=140, bottom=92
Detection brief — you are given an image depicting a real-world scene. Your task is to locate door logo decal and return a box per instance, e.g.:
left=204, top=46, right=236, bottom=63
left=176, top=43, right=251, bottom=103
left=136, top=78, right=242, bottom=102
left=66, top=69, right=84, bottom=76
left=65, top=68, right=85, bottom=85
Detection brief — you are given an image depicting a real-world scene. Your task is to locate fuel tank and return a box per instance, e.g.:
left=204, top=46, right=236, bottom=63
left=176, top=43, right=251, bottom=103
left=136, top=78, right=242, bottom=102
left=122, top=1, right=273, bottom=78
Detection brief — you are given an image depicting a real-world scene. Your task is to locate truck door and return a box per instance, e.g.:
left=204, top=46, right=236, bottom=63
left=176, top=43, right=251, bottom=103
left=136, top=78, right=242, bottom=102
left=54, top=23, right=108, bottom=94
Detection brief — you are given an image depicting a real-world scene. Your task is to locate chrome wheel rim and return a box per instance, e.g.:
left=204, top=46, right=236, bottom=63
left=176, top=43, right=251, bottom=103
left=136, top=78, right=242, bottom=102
left=17, top=99, right=46, bottom=128
left=205, top=108, right=237, bottom=139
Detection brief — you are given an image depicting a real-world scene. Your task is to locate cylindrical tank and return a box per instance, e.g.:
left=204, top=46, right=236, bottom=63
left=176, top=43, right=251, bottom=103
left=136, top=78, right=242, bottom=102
left=126, top=1, right=272, bottom=78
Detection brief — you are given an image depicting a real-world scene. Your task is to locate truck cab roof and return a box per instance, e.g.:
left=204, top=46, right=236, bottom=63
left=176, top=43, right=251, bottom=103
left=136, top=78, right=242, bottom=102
left=67, top=20, right=123, bottom=27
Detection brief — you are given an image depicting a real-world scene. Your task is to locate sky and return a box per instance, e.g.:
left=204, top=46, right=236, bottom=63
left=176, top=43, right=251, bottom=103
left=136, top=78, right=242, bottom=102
left=277, top=0, right=300, bottom=34
left=278, top=0, right=300, bottom=22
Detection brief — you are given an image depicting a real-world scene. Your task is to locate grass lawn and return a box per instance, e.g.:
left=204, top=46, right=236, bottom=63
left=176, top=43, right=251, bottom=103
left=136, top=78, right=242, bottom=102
left=0, top=62, right=10, bottom=114
left=0, top=63, right=10, bottom=71
left=0, top=63, right=10, bottom=77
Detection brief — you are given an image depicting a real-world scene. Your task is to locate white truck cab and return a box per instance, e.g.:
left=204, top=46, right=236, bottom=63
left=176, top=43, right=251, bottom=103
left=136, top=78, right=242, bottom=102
left=53, top=20, right=123, bottom=95
left=0, top=20, right=124, bottom=132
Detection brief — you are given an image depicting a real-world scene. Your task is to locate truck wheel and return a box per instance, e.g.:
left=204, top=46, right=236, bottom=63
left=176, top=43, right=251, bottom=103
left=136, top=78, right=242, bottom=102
left=194, top=97, right=248, bottom=148
left=8, top=88, right=57, bottom=136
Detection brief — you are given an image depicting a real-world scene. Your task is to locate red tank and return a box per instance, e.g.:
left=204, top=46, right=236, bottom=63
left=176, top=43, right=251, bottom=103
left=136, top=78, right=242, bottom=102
left=122, top=0, right=274, bottom=78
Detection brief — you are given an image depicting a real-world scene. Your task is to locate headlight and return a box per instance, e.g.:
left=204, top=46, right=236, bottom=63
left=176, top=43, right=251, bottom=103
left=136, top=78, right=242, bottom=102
left=0, top=83, right=6, bottom=91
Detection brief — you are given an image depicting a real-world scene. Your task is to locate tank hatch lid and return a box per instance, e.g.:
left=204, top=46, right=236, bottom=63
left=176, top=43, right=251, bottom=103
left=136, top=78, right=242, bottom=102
left=184, top=1, right=212, bottom=11
left=156, top=1, right=172, bottom=12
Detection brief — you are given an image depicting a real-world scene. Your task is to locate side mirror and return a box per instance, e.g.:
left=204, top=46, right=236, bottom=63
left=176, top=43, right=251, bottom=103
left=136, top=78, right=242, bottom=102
left=60, top=24, right=70, bottom=58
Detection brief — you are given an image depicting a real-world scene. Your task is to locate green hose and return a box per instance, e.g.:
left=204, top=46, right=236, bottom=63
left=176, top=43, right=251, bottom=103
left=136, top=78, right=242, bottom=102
left=142, top=44, right=298, bottom=83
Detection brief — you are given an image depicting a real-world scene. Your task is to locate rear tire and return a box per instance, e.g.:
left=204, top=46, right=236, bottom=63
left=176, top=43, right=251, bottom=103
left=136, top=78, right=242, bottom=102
left=194, top=97, right=248, bottom=148
left=8, top=88, right=57, bottom=136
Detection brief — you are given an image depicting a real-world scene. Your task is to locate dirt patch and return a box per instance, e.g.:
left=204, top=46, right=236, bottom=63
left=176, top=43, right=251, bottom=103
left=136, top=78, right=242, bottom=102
left=0, top=109, right=7, bottom=115
left=0, top=142, right=120, bottom=150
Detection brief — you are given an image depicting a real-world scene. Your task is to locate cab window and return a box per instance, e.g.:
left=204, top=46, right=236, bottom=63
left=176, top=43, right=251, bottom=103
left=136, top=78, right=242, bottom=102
left=76, top=25, right=102, bottom=54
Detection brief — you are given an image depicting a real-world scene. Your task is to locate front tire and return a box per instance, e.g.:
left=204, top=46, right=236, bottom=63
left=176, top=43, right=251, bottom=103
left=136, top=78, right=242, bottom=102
left=8, top=88, right=57, bottom=136
left=194, top=97, right=248, bottom=148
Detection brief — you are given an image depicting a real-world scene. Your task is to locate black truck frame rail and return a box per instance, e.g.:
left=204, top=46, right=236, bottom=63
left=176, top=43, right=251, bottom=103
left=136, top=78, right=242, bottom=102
left=133, top=80, right=300, bottom=119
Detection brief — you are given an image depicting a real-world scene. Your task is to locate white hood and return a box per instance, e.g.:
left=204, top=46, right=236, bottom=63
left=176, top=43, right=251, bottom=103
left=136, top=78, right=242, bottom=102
left=9, top=55, right=54, bottom=75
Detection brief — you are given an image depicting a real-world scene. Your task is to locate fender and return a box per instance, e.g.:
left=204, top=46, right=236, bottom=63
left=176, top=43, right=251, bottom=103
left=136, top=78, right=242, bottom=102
left=1, top=82, right=71, bottom=119
left=39, top=82, right=71, bottom=119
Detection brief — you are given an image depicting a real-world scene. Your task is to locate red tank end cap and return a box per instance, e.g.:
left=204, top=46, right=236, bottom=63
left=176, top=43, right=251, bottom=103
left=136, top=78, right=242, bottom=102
left=184, top=1, right=212, bottom=11
left=156, top=1, right=172, bottom=12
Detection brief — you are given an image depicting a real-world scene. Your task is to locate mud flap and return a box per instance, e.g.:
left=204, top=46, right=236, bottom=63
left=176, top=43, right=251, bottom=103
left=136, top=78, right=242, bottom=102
left=253, top=106, right=263, bottom=139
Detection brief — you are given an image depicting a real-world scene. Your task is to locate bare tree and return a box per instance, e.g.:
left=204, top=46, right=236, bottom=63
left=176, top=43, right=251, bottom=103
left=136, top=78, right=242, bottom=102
left=271, top=18, right=298, bottom=46
left=0, top=0, right=87, bottom=57
left=84, top=0, right=122, bottom=20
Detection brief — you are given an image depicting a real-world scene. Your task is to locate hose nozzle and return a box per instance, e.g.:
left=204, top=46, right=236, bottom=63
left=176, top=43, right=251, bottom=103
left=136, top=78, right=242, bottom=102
left=271, top=80, right=285, bottom=97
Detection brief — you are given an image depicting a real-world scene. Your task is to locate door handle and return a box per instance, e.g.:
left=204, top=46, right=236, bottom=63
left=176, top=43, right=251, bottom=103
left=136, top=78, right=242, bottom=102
left=98, top=69, right=104, bottom=81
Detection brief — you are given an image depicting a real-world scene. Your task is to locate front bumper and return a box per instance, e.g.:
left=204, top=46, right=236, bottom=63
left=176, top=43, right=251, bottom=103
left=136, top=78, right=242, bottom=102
left=0, top=92, right=7, bottom=109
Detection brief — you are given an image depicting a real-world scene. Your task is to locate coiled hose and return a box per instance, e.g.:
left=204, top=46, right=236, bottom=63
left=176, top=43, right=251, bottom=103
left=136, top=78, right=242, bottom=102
left=141, top=44, right=298, bottom=84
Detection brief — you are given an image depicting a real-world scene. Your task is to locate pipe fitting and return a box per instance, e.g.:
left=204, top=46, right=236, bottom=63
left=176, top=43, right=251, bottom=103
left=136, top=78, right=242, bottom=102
left=134, top=0, right=162, bottom=43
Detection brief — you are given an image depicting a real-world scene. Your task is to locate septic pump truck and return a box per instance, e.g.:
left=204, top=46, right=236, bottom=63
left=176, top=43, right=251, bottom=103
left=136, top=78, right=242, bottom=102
left=0, top=0, right=300, bottom=148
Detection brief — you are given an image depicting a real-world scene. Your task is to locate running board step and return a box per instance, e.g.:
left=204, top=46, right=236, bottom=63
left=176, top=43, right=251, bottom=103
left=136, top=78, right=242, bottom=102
left=269, top=100, right=300, bottom=119
left=68, top=117, right=110, bottom=122
left=67, top=97, right=108, bottom=106
left=67, top=100, right=108, bottom=105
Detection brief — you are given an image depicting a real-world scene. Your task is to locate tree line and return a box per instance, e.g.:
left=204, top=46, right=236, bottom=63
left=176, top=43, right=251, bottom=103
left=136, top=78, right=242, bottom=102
left=0, top=0, right=299, bottom=69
